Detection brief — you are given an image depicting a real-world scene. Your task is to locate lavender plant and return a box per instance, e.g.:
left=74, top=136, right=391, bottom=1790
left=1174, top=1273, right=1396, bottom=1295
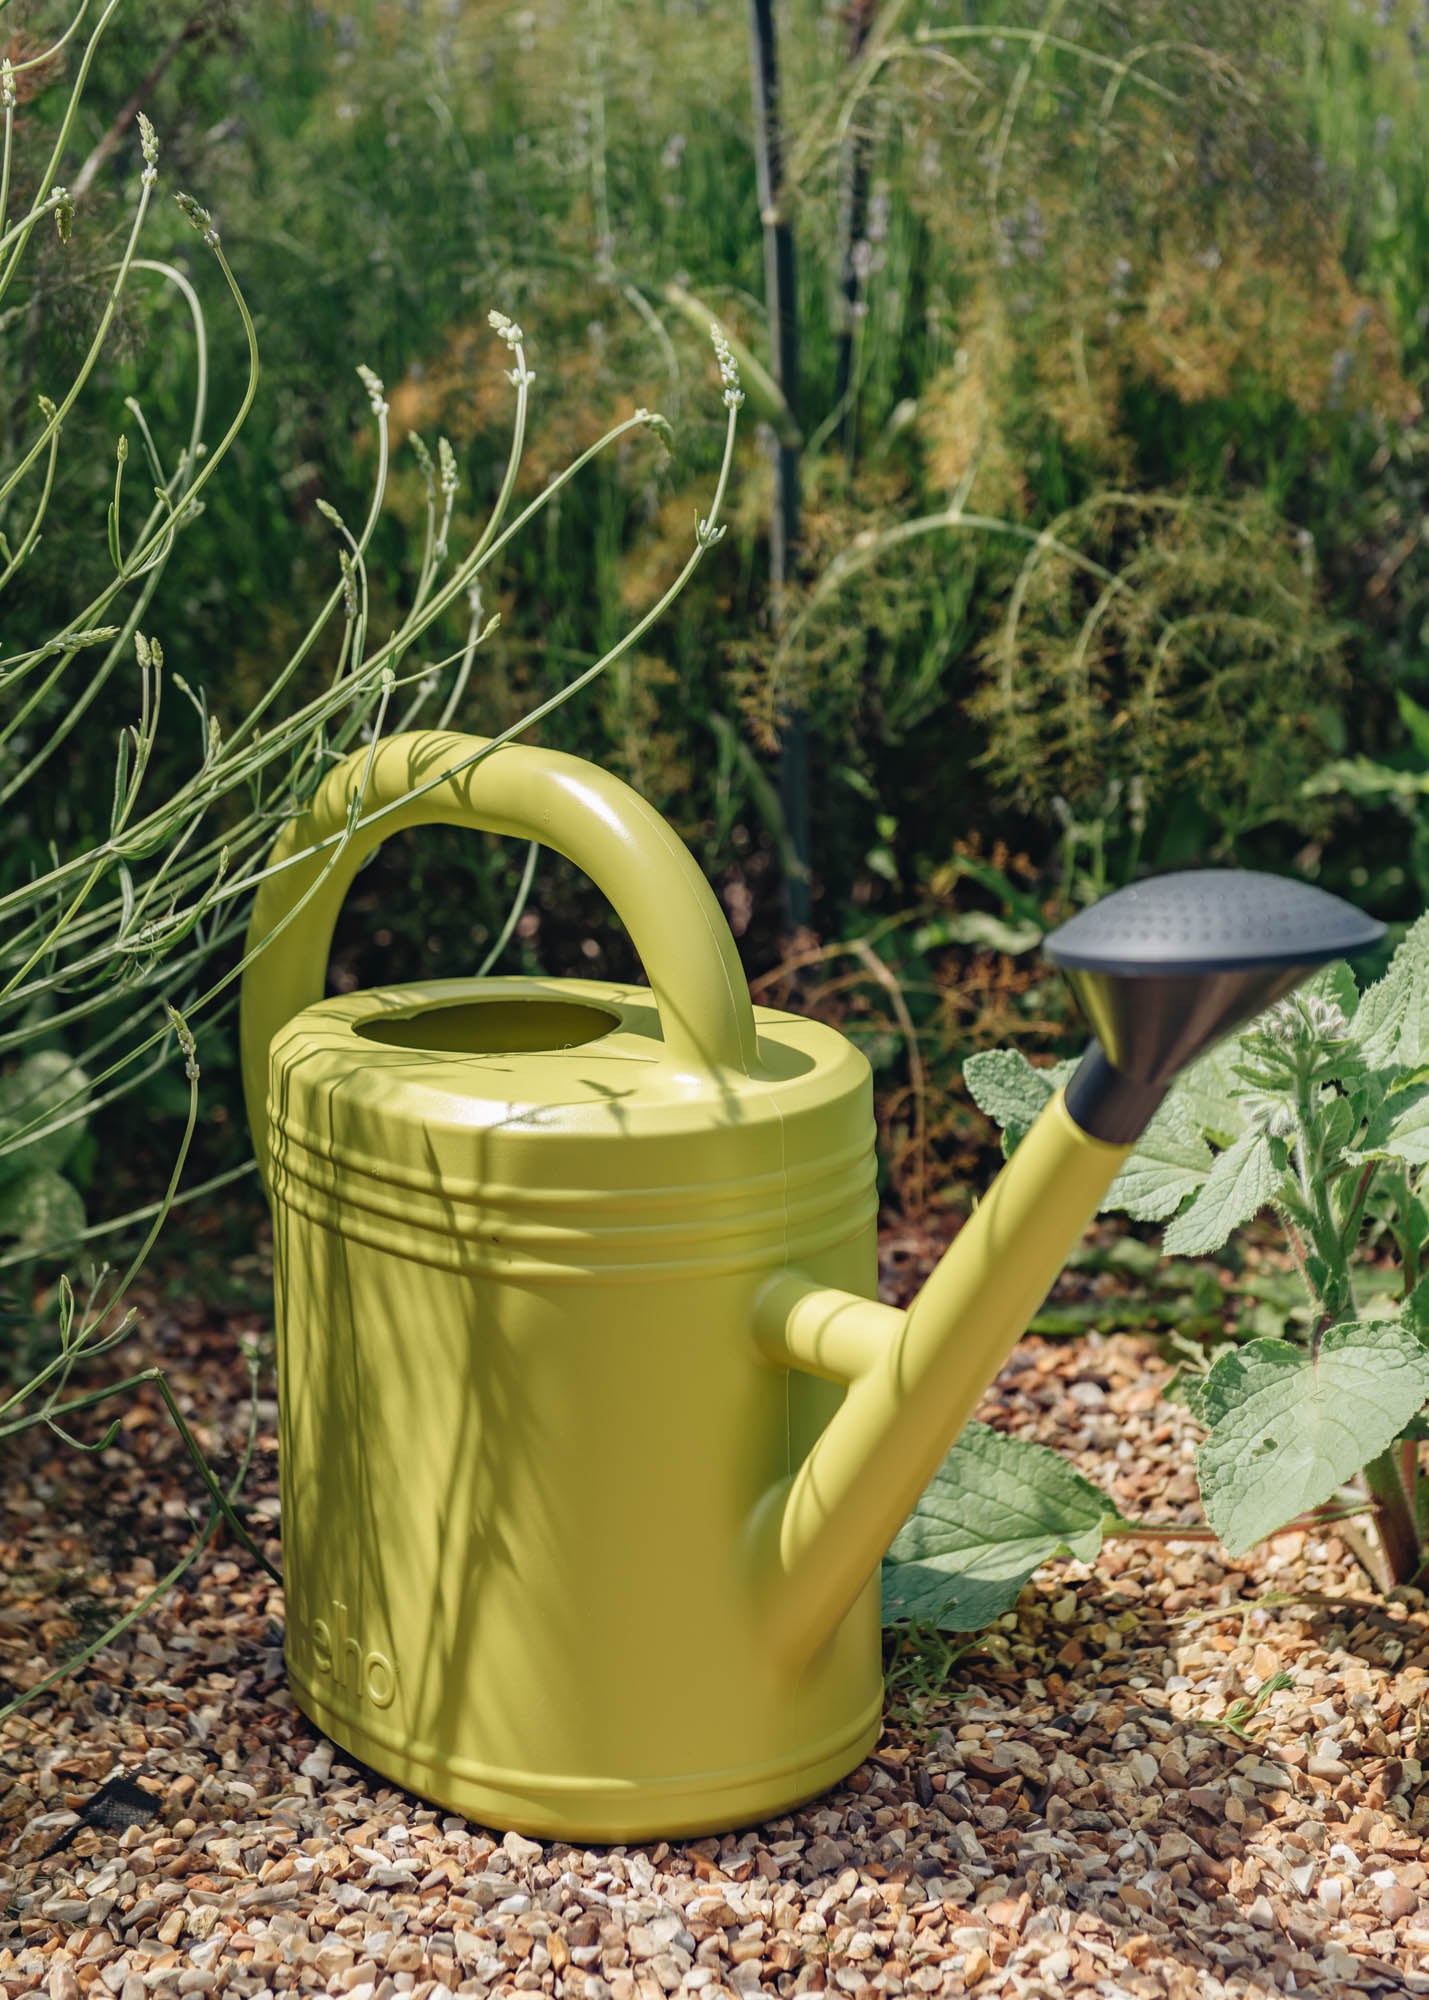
left=0, top=2, right=741, bottom=1717
left=892, top=930, right=1429, bottom=1631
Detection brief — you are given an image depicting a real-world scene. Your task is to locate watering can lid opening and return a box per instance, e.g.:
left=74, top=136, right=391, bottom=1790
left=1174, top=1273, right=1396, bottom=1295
left=1045, top=869, right=1385, bottom=979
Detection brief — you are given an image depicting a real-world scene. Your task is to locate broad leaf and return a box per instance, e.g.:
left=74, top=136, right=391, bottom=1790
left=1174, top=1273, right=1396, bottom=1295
left=0, top=1050, right=91, bottom=1186
left=883, top=1421, right=1114, bottom=1631
left=1379, top=1088, right=1429, bottom=1167
left=963, top=1050, right=1076, bottom=1152
left=1352, top=913, right=1429, bottom=1072
left=1196, top=1320, right=1429, bottom=1555
left=1102, top=1095, right=1213, bottom=1223
left=1346, top=1078, right=1429, bottom=1167
left=1176, top=1038, right=1252, bottom=1145
left=1163, top=1127, right=1281, bottom=1256
left=0, top=1165, right=85, bottom=1255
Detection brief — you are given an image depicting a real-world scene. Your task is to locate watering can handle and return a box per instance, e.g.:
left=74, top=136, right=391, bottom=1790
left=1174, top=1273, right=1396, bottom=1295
left=239, top=730, right=759, bottom=1173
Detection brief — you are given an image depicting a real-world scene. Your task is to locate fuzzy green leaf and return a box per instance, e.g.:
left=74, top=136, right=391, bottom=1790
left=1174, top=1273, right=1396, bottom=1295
left=963, top=1050, right=1076, bottom=1151
left=1163, top=1127, right=1281, bottom=1256
left=882, top=1421, right=1114, bottom=1632
left=0, top=1050, right=91, bottom=1186
left=1196, top=1321, right=1429, bottom=1555
left=1102, top=1095, right=1214, bottom=1223
left=1175, top=1038, right=1253, bottom=1145
left=1352, top=913, right=1429, bottom=1072
left=1345, top=1078, right=1429, bottom=1167
left=1378, top=1088, right=1429, bottom=1166
left=0, top=1165, right=85, bottom=1254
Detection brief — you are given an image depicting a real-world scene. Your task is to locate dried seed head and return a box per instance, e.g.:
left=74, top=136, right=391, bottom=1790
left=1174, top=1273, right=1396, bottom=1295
left=356, top=363, right=388, bottom=418
left=409, top=431, right=435, bottom=489
left=165, top=1005, right=199, bottom=1083
left=138, top=111, right=159, bottom=182
left=635, top=408, right=674, bottom=449
left=709, top=322, right=744, bottom=410
left=59, top=626, right=120, bottom=650
left=174, top=191, right=218, bottom=248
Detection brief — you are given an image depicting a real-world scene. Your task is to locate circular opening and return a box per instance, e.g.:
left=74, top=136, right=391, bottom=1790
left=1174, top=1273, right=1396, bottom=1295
left=354, top=998, right=620, bottom=1055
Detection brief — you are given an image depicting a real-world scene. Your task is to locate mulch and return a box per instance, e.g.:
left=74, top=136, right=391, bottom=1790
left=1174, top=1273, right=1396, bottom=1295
left=2, top=1226, right=1427, bottom=1999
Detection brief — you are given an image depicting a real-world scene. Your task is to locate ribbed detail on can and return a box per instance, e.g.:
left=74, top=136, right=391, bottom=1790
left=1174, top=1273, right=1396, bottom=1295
left=267, top=1118, right=877, bottom=1282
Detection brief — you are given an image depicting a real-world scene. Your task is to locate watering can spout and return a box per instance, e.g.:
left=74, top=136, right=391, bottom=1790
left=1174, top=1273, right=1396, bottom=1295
left=758, top=871, right=1385, bottom=1666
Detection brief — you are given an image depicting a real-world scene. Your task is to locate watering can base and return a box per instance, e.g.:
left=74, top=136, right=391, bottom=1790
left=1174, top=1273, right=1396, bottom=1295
left=288, top=1663, right=883, bottom=1842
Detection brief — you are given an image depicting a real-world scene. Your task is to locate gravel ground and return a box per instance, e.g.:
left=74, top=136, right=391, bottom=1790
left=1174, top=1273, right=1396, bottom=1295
left=3, top=1234, right=1429, bottom=1999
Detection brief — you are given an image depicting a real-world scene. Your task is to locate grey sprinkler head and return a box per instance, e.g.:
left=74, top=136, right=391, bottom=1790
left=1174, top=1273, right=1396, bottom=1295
left=1044, top=870, right=1386, bottom=1144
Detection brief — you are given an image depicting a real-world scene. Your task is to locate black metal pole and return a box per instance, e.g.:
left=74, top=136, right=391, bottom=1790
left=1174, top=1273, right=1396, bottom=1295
left=748, top=0, right=811, bottom=929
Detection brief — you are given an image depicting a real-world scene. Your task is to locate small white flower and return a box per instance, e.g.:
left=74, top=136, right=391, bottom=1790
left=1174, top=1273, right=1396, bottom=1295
left=488, top=308, right=524, bottom=350
left=1305, top=995, right=1350, bottom=1042
left=2, top=59, right=15, bottom=111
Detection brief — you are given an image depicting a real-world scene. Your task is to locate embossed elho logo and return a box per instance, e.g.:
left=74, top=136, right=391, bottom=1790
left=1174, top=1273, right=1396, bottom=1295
left=311, top=1599, right=396, bottom=1709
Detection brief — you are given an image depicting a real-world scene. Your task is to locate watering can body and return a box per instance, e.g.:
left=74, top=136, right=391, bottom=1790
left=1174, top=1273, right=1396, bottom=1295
left=243, top=732, right=904, bottom=1837
left=262, top=972, right=882, bottom=1836
left=244, top=731, right=1383, bottom=1839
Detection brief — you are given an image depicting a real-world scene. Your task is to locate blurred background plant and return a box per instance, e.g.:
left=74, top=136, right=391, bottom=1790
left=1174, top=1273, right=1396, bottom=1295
left=8, top=0, right=1429, bottom=1247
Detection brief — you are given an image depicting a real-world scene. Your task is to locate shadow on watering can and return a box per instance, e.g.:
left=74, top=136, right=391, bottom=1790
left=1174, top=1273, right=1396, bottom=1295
left=240, top=730, right=1384, bottom=1841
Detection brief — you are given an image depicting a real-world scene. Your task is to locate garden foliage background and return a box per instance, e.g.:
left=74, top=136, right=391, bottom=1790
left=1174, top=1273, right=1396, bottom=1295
left=7, top=0, right=1429, bottom=1272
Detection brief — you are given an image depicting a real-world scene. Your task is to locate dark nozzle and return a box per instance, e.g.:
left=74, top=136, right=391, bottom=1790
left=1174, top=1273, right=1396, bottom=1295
left=1046, top=870, right=1385, bottom=1144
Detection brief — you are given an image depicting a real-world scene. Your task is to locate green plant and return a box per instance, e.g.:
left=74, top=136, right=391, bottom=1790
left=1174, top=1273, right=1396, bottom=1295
left=1305, top=688, right=1429, bottom=906
left=890, top=927, right=1429, bottom=1632
left=50, top=0, right=1409, bottom=961
left=0, top=2, right=742, bottom=1718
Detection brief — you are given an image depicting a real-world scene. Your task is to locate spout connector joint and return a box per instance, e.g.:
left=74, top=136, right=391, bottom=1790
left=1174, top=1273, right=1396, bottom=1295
left=1064, top=1043, right=1166, bottom=1145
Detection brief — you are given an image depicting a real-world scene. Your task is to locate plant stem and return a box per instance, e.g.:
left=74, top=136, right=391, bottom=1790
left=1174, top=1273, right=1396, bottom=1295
left=1364, top=1447, right=1423, bottom=1587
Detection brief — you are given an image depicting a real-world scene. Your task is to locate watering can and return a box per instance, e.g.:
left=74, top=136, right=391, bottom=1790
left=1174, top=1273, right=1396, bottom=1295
left=240, top=730, right=1382, bottom=1839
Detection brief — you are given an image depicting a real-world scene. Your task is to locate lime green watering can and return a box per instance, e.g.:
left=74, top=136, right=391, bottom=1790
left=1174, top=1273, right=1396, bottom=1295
left=241, top=730, right=1382, bottom=1840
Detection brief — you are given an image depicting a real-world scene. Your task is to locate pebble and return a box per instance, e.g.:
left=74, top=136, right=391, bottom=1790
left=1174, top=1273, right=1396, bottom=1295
left=5, top=1314, right=1426, bottom=2000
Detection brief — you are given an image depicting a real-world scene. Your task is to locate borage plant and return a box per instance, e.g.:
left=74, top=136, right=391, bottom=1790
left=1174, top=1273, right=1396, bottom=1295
left=885, top=921, right=1429, bottom=1632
